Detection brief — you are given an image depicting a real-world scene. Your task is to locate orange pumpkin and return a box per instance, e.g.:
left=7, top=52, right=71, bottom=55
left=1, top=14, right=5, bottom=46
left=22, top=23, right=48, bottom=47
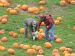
left=41, top=22, right=45, bottom=26
left=13, top=33, right=18, bottom=38
left=0, top=3, right=4, bottom=7
left=60, top=0, right=66, bottom=6
left=44, top=42, right=52, bottom=48
left=3, top=2, right=10, bottom=7
left=54, top=20, right=60, bottom=25
left=1, top=37, right=8, bottom=42
left=52, top=49, right=59, bottom=56
left=63, top=50, right=69, bottom=54
left=73, top=26, right=75, bottom=31
left=39, top=6, right=45, bottom=11
left=12, top=43, right=19, bottom=48
left=2, top=15, right=8, bottom=19
left=27, top=48, right=36, bottom=54
left=36, top=46, right=42, bottom=51
left=0, top=29, right=5, bottom=34
left=0, top=46, right=6, bottom=51
left=1, top=18, right=8, bottom=24
left=32, top=45, right=37, bottom=50
left=21, top=5, right=28, bottom=11
left=70, top=0, right=75, bottom=4
left=57, top=17, right=62, bottom=22
left=39, top=29, right=44, bottom=33
left=23, top=45, right=30, bottom=50
left=19, top=28, right=24, bottom=34
left=0, top=41, right=3, bottom=46
left=9, top=31, right=14, bottom=36
left=54, top=35, right=59, bottom=40
left=32, top=7, right=39, bottom=14
left=8, top=9, right=18, bottom=15
left=65, top=48, right=72, bottom=52
left=8, top=49, right=15, bottom=55
left=37, top=55, right=44, bottom=56
left=38, top=49, right=43, bottom=55
left=59, top=46, right=66, bottom=51
left=19, top=44, right=24, bottom=49
left=28, top=7, right=33, bottom=13
left=55, top=38, right=62, bottom=43
left=71, top=53, right=75, bottom=56
left=39, top=1, right=46, bottom=5
left=38, top=33, right=43, bottom=40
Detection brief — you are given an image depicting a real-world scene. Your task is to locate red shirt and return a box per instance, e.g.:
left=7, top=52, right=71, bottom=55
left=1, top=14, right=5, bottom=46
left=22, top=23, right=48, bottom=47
left=38, top=15, right=54, bottom=29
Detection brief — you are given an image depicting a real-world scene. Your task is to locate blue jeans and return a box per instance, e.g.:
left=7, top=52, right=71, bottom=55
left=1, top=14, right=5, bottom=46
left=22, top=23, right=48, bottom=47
left=45, top=25, right=54, bottom=41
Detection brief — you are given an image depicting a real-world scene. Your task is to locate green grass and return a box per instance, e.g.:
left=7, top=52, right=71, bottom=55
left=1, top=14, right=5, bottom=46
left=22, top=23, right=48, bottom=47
left=0, top=0, right=75, bottom=56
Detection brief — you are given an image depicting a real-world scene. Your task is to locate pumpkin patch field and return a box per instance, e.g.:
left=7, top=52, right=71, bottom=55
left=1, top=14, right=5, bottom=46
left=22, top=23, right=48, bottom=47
left=0, top=0, right=75, bottom=56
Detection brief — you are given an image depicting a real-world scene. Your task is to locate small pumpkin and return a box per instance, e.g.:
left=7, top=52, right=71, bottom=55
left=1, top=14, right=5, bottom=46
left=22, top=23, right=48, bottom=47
left=19, top=44, right=24, bottom=49
left=54, top=20, right=60, bottom=25
left=9, top=31, right=14, bottom=36
left=32, top=45, right=37, bottom=50
left=38, top=49, right=44, bottom=55
left=27, top=48, right=36, bottom=54
left=12, top=43, right=19, bottom=48
left=1, top=18, right=8, bottom=24
left=52, top=49, right=59, bottom=56
left=37, top=55, right=44, bottom=56
left=54, top=35, right=59, bottom=40
left=0, top=29, right=5, bottom=34
left=3, top=2, right=10, bottom=7
left=0, top=41, right=3, bottom=46
left=0, top=46, right=6, bottom=51
left=21, top=5, right=28, bottom=11
left=73, top=26, right=75, bottom=31
left=38, top=32, right=43, bottom=40
left=60, top=0, right=66, bottom=6
left=44, top=42, right=52, bottom=49
left=1, top=37, right=8, bottom=42
left=39, top=6, right=45, bottom=11
left=23, top=45, right=30, bottom=50
left=40, top=22, right=45, bottom=26
left=59, top=46, right=66, bottom=51
left=8, top=49, right=15, bottom=55
left=36, top=46, right=42, bottom=51
left=57, top=17, right=62, bottom=22
left=19, top=28, right=24, bottom=34
left=55, top=38, right=62, bottom=43
left=39, top=0, right=46, bottom=5
left=39, top=29, right=44, bottom=33
left=13, top=33, right=18, bottom=38
left=70, top=0, right=75, bottom=4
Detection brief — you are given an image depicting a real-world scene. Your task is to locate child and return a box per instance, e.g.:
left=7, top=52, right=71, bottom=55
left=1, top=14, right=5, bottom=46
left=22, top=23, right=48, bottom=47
left=38, top=14, right=54, bottom=41
left=24, top=18, right=38, bottom=40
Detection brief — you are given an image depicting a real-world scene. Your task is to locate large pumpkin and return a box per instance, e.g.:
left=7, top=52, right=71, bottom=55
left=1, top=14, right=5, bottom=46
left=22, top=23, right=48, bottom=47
left=27, top=48, right=36, bottom=54
left=8, top=49, right=15, bottom=55
left=19, top=28, right=24, bottom=34
left=1, top=37, right=8, bottom=42
left=44, top=42, right=52, bottom=48
left=12, top=43, right=19, bottom=48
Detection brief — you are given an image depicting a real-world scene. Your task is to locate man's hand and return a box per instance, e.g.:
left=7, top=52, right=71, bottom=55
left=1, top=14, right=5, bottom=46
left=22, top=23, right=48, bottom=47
left=47, top=26, right=49, bottom=28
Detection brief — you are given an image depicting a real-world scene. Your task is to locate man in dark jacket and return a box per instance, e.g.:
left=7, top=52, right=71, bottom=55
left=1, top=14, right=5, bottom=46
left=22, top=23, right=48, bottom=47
left=38, top=14, right=54, bottom=41
left=24, top=18, right=38, bottom=40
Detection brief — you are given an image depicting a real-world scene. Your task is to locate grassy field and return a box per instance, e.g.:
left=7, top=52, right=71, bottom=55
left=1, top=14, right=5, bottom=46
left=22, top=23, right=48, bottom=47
left=0, top=0, right=75, bottom=56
